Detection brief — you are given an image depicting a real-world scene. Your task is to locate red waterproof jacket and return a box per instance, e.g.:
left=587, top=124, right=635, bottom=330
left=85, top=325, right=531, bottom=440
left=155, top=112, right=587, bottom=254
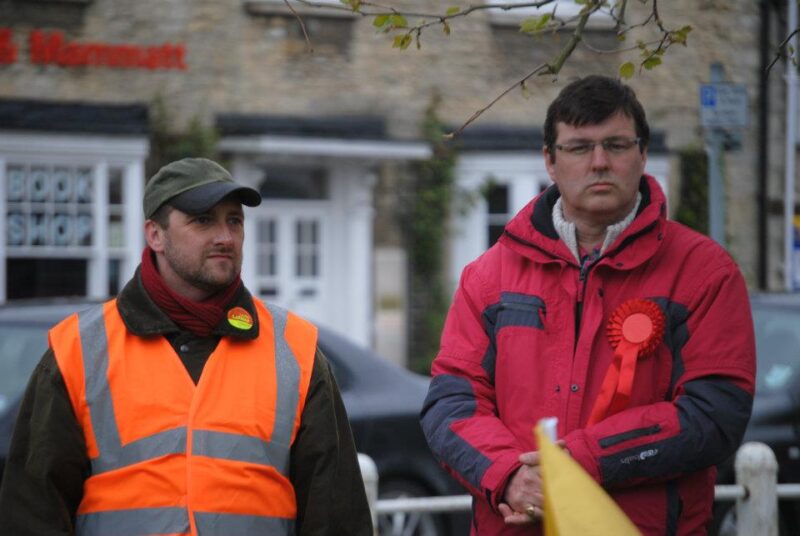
left=421, top=176, right=756, bottom=535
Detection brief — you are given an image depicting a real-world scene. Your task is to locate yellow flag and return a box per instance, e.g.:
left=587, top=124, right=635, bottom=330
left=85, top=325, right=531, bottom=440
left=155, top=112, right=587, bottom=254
left=535, top=423, right=641, bottom=536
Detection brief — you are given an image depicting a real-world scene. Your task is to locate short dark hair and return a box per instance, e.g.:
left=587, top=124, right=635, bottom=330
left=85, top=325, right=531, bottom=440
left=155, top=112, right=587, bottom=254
left=149, top=203, right=174, bottom=229
left=544, top=75, right=650, bottom=162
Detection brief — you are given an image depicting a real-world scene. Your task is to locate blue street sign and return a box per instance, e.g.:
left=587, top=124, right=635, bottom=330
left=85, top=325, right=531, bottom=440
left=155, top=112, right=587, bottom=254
left=699, top=83, right=748, bottom=128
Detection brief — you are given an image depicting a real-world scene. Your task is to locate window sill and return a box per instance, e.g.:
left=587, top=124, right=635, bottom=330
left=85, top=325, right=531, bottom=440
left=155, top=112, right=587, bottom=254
left=486, top=2, right=615, bottom=30
left=244, top=0, right=357, bottom=19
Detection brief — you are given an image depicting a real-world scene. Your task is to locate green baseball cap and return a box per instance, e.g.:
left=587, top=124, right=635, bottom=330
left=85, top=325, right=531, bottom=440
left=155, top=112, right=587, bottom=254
left=143, top=157, right=261, bottom=219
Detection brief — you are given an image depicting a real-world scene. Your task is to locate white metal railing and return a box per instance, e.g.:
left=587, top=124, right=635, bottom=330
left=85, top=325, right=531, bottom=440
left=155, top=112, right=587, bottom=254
left=359, top=442, right=799, bottom=536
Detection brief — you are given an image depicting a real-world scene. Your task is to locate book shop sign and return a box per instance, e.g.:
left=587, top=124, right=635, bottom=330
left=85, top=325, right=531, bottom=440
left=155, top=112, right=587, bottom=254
left=6, top=166, right=95, bottom=248
left=0, top=28, right=186, bottom=70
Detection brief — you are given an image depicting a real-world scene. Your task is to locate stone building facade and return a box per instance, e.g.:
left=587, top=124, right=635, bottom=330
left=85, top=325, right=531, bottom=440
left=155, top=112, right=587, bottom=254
left=0, top=0, right=793, bottom=363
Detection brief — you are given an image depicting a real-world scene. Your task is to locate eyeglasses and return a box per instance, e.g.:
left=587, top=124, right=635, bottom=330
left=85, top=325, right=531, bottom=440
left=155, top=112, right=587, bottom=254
left=554, top=137, right=641, bottom=156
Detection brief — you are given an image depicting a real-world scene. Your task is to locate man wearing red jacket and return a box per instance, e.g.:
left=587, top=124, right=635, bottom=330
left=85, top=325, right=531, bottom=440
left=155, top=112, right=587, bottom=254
left=421, top=76, right=756, bottom=535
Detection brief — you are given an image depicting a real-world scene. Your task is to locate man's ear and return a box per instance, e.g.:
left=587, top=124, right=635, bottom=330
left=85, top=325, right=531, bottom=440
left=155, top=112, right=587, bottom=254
left=144, top=220, right=165, bottom=253
left=543, top=146, right=557, bottom=181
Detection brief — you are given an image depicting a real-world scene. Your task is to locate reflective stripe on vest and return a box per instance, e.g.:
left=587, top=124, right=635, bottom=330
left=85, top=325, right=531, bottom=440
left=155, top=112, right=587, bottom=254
left=71, top=301, right=303, bottom=536
left=76, top=507, right=295, bottom=536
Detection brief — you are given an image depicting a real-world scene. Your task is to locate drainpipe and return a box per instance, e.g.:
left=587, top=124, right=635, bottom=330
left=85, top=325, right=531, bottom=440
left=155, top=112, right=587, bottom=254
left=784, top=0, right=798, bottom=291
left=757, top=0, right=769, bottom=290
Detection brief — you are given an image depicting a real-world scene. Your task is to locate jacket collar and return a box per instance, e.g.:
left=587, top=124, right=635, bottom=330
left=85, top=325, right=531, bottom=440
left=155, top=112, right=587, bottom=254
left=500, top=175, right=666, bottom=269
left=116, top=268, right=260, bottom=340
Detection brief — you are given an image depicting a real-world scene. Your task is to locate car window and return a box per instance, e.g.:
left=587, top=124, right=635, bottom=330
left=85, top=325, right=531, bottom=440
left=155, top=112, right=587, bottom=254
left=0, top=323, right=50, bottom=414
left=751, top=303, right=800, bottom=394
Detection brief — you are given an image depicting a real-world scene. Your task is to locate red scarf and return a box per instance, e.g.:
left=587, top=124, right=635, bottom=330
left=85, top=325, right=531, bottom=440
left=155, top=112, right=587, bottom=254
left=140, top=247, right=242, bottom=337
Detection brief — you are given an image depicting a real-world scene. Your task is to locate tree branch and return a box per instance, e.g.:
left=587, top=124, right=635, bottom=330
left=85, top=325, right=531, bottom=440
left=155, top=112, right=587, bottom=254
left=447, top=2, right=597, bottom=137
left=766, top=27, right=800, bottom=74
left=284, top=0, right=314, bottom=53
left=545, top=4, right=592, bottom=74
left=284, top=0, right=693, bottom=135
left=447, top=62, right=552, bottom=139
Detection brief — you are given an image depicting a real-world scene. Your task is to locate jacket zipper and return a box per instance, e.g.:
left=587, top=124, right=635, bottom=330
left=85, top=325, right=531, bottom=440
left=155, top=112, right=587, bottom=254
left=572, top=219, right=659, bottom=338
left=575, top=258, right=593, bottom=350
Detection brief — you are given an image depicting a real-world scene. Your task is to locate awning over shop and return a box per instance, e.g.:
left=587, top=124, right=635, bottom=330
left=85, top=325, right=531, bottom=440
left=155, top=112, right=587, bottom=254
left=0, top=98, right=148, bottom=135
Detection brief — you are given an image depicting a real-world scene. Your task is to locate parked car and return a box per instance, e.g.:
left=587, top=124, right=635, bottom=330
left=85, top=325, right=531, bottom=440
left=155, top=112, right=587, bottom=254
left=0, top=300, right=469, bottom=536
left=711, top=293, right=800, bottom=536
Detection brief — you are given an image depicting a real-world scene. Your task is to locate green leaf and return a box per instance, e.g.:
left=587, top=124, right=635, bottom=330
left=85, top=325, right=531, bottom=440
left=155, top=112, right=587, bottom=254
left=519, top=17, right=539, bottom=34
left=619, top=61, right=635, bottom=79
left=392, top=34, right=413, bottom=50
left=642, top=56, right=662, bottom=70
left=373, top=14, right=389, bottom=28
left=446, top=6, right=461, bottom=15
left=671, top=25, right=693, bottom=45
left=538, top=13, right=552, bottom=28
left=339, top=0, right=361, bottom=11
left=389, top=14, right=408, bottom=28
left=521, top=80, right=531, bottom=99
left=442, top=21, right=451, bottom=35
left=519, top=14, right=551, bottom=34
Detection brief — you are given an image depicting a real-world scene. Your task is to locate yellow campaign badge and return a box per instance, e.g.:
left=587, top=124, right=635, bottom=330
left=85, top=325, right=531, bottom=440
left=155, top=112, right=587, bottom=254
left=227, top=307, right=253, bottom=330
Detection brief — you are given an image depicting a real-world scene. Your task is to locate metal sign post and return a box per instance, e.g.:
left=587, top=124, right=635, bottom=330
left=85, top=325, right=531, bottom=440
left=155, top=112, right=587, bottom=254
left=699, top=63, right=749, bottom=248
left=705, top=128, right=725, bottom=247
left=785, top=0, right=799, bottom=292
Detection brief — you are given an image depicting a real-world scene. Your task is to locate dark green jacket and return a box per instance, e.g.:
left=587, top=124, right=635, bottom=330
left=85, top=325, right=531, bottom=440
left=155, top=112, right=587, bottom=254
left=0, top=270, right=372, bottom=536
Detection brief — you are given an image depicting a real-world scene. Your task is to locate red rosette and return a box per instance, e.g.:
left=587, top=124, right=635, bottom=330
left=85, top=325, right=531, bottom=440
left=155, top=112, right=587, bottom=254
left=588, top=299, right=666, bottom=425
left=606, top=298, right=666, bottom=357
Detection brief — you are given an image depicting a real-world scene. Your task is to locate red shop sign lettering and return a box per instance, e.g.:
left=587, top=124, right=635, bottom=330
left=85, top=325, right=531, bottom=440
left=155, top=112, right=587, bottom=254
left=0, top=28, right=186, bottom=70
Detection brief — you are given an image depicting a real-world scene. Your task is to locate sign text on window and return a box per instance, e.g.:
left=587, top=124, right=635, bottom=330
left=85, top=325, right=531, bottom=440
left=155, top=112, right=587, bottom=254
left=6, top=165, right=94, bottom=247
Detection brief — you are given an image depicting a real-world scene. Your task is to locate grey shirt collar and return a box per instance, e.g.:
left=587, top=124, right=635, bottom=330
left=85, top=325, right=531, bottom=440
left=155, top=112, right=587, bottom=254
left=552, top=192, right=642, bottom=263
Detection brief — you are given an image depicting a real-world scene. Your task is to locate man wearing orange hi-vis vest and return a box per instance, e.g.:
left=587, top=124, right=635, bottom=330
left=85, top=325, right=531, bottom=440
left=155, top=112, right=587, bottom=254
left=421, top=76, right=756, bottom=535
left=0, top=158, right=372, bottom=536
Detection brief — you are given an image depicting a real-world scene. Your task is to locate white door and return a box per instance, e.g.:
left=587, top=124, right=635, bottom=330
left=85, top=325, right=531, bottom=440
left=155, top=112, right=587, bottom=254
left=253, top=201, right=329, bottom=323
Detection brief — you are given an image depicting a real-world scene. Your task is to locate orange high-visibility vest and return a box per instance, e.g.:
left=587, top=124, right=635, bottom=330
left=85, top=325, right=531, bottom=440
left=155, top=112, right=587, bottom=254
left=49, top=299, right=317, bottom=536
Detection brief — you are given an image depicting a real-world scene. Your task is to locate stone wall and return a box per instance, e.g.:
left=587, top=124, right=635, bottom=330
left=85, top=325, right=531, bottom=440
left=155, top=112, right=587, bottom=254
left=0, top=0, right=792, bottom=288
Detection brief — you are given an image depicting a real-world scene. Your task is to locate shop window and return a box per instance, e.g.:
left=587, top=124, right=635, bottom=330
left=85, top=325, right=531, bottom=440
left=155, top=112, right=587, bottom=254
left=6, top=258, right=87, bottom=299
left=2, top=155, right=143, bottom=303
left=6, top=164, right=94, bottom=248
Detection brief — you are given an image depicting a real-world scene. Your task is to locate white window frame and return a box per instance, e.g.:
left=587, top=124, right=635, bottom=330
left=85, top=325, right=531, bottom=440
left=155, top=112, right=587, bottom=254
left=0, top=131, right=148, bottom=303
left=450, top=152, right=551, bottom=292
left=486, top=0, right=615, bottom=29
